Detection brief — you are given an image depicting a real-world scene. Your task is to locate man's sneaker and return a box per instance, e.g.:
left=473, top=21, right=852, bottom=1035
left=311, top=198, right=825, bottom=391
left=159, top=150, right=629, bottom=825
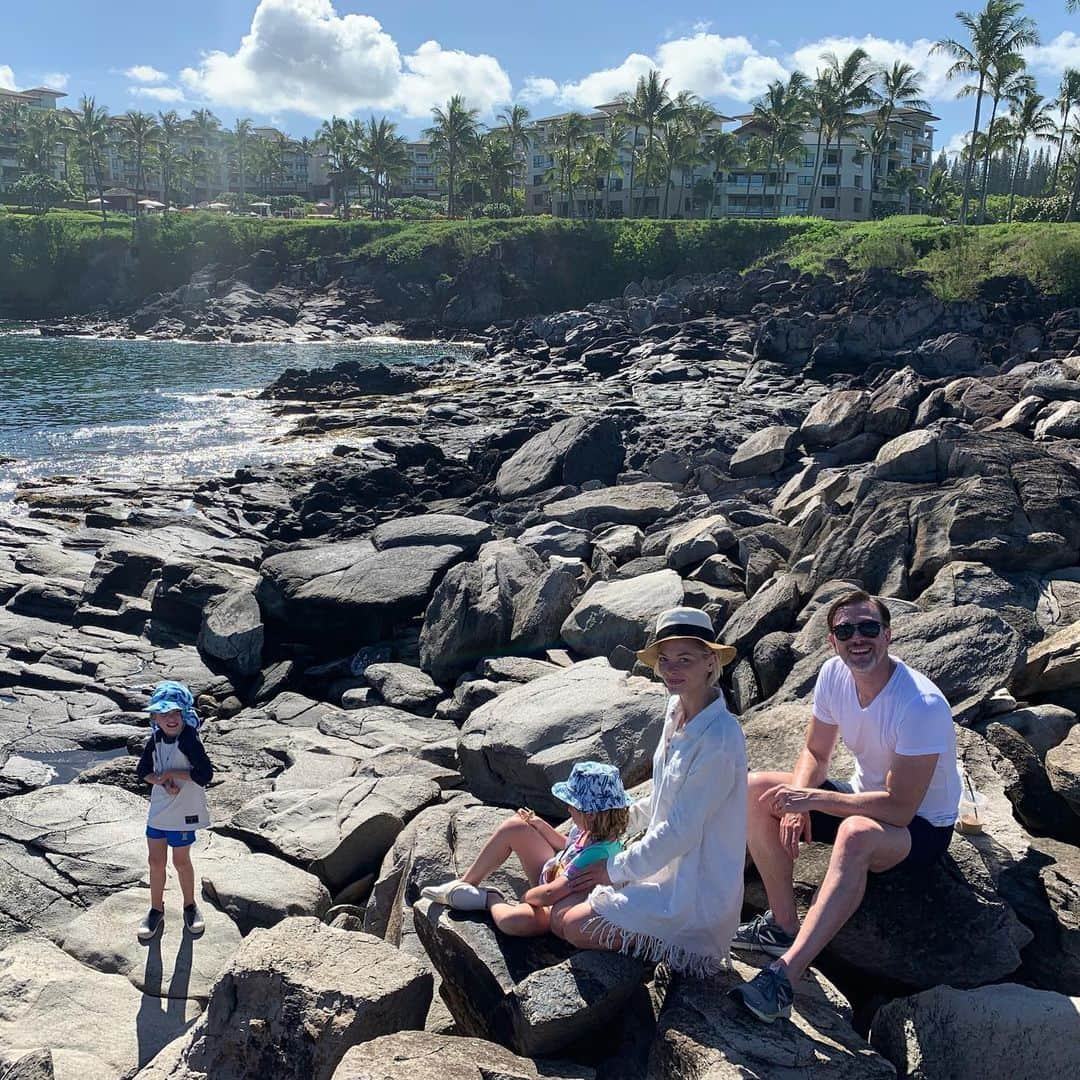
left=137, top=907, right=164, bottom=941
left=183, top=904, right=205, bottom=934
left=731, top=911, right=796, bottom=957
left=730, top=965, right=795, bottom=1023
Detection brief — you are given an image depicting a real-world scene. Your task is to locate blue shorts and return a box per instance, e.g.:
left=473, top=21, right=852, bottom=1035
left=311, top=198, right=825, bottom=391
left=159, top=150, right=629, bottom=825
left=146, top=826, right=196, bottom=848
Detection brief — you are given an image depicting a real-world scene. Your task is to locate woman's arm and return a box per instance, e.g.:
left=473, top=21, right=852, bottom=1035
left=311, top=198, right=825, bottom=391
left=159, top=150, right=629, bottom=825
left=607, top=745, right=738, bottom=887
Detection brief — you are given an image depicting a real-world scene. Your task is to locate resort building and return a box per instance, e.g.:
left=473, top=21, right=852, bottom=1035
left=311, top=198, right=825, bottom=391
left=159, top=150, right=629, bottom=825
left=522, top=104, right=936, bottom=221
left=0, top=85, right=67, bottom=193
left=392, top=141, right=439, bottom=198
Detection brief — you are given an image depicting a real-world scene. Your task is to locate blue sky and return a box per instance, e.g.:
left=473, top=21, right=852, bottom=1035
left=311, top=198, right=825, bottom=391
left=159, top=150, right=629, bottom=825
left=5, top=0, right=1080, bottom=157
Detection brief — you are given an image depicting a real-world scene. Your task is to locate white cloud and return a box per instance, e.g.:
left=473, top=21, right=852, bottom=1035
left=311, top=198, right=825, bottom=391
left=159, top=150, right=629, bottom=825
left=131, top=85, right=186, bottom=103
left=520, top=77, right=559, bottom=104
left=125, top=65, right=168, bottom=84
left=1028, top=32, right=1080, bottom=79
left=530, top=33, right=785, bottom=109
left=0, top=64, right=16, bottom=90
left=789, top=35, right=953, bottom=99
left=41, top=71, right=69, bottom=90
left=396, top=40, right=511, bottom=118
left=179, top=0, right=511, bottom=119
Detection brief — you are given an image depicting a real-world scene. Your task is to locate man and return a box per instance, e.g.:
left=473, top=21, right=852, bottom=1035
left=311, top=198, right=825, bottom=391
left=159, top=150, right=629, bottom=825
left=730, top=589, right=960, bottom=1023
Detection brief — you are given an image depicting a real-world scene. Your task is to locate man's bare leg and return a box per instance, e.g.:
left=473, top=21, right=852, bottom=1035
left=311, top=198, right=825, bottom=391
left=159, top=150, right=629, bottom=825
left=746, top=771, right=800, bottom=935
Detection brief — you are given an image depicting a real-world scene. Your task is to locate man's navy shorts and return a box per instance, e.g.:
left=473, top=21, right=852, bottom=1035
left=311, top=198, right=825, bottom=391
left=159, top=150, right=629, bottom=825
left=808, top=780, right=953, bottom=871
left=146, top=826, right=196, bottom=848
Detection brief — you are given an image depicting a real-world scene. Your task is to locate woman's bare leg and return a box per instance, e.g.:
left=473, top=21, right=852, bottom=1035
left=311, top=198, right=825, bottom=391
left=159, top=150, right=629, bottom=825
left=549, top=897, right=617, bottom=950
left=461, top=815, right=560, bottom=886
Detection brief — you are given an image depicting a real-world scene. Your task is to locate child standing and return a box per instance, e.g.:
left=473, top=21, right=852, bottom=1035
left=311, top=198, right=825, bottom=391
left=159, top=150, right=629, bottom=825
left=421, top=761, right=631, bottom=937
left=135, top=681, right=213, bottom=940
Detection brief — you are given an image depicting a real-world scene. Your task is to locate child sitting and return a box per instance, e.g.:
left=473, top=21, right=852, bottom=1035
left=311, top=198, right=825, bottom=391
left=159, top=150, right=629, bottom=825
left=421, top=761, right=631, bottom=937
left=134, top=681, right=213, bottom=940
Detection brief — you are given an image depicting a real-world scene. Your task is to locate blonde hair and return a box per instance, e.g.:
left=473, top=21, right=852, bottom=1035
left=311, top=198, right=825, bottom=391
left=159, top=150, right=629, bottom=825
left=581, top=806, right=631, bottom=842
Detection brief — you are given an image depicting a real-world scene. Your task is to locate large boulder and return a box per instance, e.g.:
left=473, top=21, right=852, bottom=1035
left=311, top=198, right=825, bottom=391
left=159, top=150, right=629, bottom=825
left=801, top=390, right=869, bottom=450
left=560, top=570, right=683, bottom=659
left=728, top=425, right=798, bottom=478
left=370, top=514, right=493, bottom=554
left=196, top=588, right=263, bottom=678
left=362, top=663, right=443, bottom=716
left=0, top=935, right=200, bottom=1078
left=457, top=659, right=667, bottom=817
left=1046, top=726, right=1080, bottom=814
left=648, top=960, right=896, bottom=1079
left=871, top=983, right=1080, bottom=1080
left=542, top=484, right=680, bottom=531
left=1015, top=619, right=1080, bottom=697
left=138, top=918, right=431, bottom=1080
left=495, top=417, right=624, bottom=499
left=258, top=541, right=463, bottom=652
left=412, top=898, right=646, bottom=1057
left=226, top=774, right=441, bottom=893
left=418, top=540, right=547, bottom=683
left=331, top=1032, right=593, bottom=1080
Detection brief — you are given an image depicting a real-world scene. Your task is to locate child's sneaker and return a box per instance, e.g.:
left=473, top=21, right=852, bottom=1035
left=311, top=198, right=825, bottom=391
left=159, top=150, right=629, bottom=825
left=183, top=903, right=205, bottom=934
left=137, top=907, right=164, bottom=941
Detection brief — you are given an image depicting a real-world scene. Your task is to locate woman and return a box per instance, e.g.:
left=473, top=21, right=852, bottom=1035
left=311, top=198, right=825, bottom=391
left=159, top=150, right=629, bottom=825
left=549, top=606, right=748, bottom=977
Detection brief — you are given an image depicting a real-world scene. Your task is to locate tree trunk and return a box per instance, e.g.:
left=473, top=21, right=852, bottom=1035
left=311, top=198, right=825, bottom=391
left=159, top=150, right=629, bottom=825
left=708, top=165, right=717, bottom=220
left=627, top=125, right=639, bottom=218
left=809, top=130, right=828, bottom=214
left=977, top=95, right=1001, bottom=224
left=960, top=74, right=986, bottom=226
left=1051, top=105, right=1071, bottom=195
left=1008, top=142, right=1023, bottom=221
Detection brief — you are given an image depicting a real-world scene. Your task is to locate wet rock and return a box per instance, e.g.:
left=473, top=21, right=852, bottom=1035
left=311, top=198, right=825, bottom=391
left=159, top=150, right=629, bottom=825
left=413, top=898, right=646, bottom=1057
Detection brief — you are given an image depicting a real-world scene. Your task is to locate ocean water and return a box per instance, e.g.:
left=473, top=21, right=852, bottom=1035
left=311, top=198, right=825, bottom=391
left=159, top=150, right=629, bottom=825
left=0, top=324, right=469, bottom=507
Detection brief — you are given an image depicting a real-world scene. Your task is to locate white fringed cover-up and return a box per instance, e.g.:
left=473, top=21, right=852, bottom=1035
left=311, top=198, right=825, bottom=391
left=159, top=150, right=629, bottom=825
left=587, top=690, right=747, bottom=976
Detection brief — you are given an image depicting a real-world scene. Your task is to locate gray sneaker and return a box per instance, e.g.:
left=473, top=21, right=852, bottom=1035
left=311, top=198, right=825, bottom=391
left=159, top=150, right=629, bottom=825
left=183, top=903, right=205, bottom=934
left=137, top=907, right=164, bottom=941
left=730, top=965, right=795, bottom=1023
left=731, top=911, right=796, bottom=958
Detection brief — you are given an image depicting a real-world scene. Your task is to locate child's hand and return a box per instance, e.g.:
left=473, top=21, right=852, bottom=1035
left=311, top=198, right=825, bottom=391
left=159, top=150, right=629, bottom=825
left=516, top=808, right=535, bottom=825
left=164, top=778, right=181, bottom=796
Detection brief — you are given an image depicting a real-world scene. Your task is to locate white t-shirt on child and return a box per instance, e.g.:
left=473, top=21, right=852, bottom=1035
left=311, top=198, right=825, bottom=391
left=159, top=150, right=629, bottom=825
left=812, top=656, right=960, bottom=827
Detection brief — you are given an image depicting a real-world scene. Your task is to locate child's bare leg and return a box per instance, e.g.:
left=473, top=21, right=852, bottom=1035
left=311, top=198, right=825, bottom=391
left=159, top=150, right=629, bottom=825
left=147, top=838, right=168, bottom=910
left=171, top=844, right=195, bottom=906
left=488, top=898, right=551, bottom=937
left=462, top=815, right=559, bottom=886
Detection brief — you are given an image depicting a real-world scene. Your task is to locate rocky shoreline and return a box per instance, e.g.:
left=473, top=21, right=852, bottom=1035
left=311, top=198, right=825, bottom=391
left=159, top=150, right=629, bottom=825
left=1, top=259, right=1080, bottom=1078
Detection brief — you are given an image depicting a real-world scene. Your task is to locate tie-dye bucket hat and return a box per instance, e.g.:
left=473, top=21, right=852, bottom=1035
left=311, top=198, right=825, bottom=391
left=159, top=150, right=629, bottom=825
left=550, top=761, right=632, bottom=813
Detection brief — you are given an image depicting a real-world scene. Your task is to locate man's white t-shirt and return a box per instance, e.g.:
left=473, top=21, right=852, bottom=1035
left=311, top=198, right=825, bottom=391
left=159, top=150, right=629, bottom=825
left=812, top=656, right=960, bottom=826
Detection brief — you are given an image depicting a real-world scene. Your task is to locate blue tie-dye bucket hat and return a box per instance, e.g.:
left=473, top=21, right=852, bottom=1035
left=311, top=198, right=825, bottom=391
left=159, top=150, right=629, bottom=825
left=146, top=681, right=200, bottom=730
left=551, top=761, right=632, bottom=813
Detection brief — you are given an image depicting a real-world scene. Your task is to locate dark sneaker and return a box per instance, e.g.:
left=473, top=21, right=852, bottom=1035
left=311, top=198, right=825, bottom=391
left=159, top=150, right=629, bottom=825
left=731, top=911, right=796, bottom=957
left=183, top=903, right=205, bottom=934
left=137, top=907, right=164, bottom=941
left=730, top=965, right=795, bottom=1023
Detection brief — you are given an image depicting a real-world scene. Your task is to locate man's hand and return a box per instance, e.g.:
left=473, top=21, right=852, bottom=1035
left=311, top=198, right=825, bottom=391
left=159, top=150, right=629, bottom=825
left=565, top=861, right=612, bottom=893
left=761, top=783, right=821, bottom=818
left=778, top=811, right=812, bottom=859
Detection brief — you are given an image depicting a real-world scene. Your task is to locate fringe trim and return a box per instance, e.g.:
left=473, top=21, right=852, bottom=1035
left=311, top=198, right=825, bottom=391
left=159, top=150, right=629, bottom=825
left=583, top=914, right=729, bottom=979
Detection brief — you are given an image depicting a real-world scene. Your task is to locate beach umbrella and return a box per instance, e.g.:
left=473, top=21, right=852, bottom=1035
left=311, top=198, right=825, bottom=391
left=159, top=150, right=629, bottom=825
left=249, top=201, right=271, bottom=207
left=138, top=199, right=165, bottom=208
left=86, top=197, right=106, bottom=205
left=208, top=202, right=230, bottom=210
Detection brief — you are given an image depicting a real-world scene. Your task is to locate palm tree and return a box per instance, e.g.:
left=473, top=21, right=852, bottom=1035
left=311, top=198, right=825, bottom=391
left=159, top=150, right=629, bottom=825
left=551, top=112, right=587, bottom=216
left=230, top=118, right=253, bottom=202
left=701, top=130, right=741, bottom=219
left=753, top=73, right=810, bottom=219
left=618, top=71, right=675, bottom=217
left=922, top=166, right=956, bottom=216
left=475, top=133, right=516, bottom=208
left=933, top=0, right=1039, bottom=224
left=69, top=96, right=111, bottom=224
left=810, top=50, right=879, bottom=215
left=656, top=118, right=699, bottom=217
left=738, top=136, right=770, bottom=217
left=317, top=117, right=358, bottom=217
left=357, top=116, right=410, bottom=217
left=870, top=61, right=929, bottom=218
left=1005, top=92, right=1056, bottom=220
left=425, top=95, right=479, bottom=218
left=1050, top=70, right=1080, bottom=195
left=674, top=93, right=717, bottom=217
left=497, top=103, right=531, bottom=212
left=118, top=111, right=160, bottom=219
left=596, top=116, right=628, bottom=217
left=16, top=109, right=63, bottom=175
left=157, top=110, right=184, bottom=206
left=963, top=53, right=1032, bottom=222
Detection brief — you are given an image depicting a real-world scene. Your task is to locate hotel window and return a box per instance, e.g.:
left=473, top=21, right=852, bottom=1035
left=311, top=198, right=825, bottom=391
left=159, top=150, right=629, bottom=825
left=798, top=175, right=813, bottom=186
left=820, top=196, right=836, bottom=209
left=821, top=174, right=837, bottom=187
left=853, top=197, right=863, bottom=212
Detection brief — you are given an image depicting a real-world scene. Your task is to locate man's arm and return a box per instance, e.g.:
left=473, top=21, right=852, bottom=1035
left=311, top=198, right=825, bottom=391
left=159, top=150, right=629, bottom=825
left=792, top=716, right=839, bottom=789
left=766, top=751, right=939, bottom=828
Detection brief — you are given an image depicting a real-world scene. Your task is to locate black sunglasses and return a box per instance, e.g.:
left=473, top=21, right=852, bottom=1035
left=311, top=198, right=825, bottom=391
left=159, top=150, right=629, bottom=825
left=831, top=620, right=883, bottom=641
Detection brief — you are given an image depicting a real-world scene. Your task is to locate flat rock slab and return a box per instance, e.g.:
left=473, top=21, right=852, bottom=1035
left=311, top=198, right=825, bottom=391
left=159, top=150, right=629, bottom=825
left=226, top=774, right=441, bottom=892
left=0, top=935, right=200, bottom=1080
left=199, top=850, right=331, bottom=934
left=542, top=484, right=680, bottom=531
left=413, top=898, right=647, bottom=1057
left=0, top=684, right=146, bottom=757
left=871, top=982, right=1080, bottom=1080
left=457, top=658, right=667, bottom=817
left=371, top=514, right=494, bottom=553
left=141, top=918, right=432, bottom=1080
left=332, top=1031, right=594, bottom=1079
left=54, top=887, right=242, bottom=1000
left=648, top=958, right=895, bottom=1078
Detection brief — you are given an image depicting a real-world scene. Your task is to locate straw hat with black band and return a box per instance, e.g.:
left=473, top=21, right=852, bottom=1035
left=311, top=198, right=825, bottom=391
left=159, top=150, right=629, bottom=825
left=636, top=607, right=737, bottom=670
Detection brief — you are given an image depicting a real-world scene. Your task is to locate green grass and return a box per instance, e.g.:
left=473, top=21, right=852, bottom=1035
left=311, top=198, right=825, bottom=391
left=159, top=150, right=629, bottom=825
left=6, top=209, right=1080, bottom=316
